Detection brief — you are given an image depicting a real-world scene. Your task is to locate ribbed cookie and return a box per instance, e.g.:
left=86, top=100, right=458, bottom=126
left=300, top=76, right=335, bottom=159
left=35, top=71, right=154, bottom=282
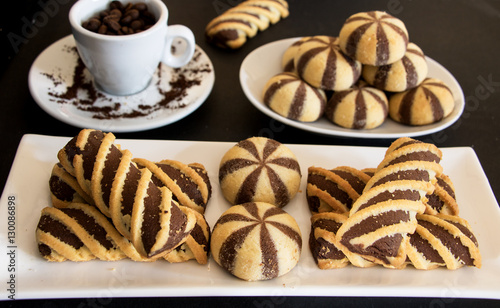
left=363, top=42, right=428, bottom=92
left=389, top=78, right=455, bottom=125
left=406, top=214, right=481, bottom=270
left=205, top=0, right=289, bottom=49
left=263, top=72, right=327, bottom=122
left=324, top=80, right=388, bottom=129
left=425, top=173, right=459, bottom=215
left=338, top=11, right=409, bottom=66
left=294, top=36, right=361, bottom=91
left=36, top=203, right=151, bottom=262
left=211, top=202, right=302, bottom=281
left=282, top=37, right=312, bottom=72
left=57, top=129, right=196, bottom=259
left=309, top=212, right=350, bottom=269
left=134, top=158, right=212, bottom=214
left=219, top=137, right=301, bottom=208
left=49, top=163, right=94, bottom=208
left=164, top=207, right=211, bottom=264
left=306, top=166, right=371, bottom=214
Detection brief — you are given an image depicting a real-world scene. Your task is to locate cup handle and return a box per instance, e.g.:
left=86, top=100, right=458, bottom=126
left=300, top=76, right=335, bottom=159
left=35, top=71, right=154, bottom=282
left=163, top=25, right=195, bottom=68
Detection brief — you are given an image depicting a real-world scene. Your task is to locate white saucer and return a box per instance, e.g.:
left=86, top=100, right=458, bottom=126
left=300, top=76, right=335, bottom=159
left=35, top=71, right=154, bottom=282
left=29, top=35, right=215, bottom=133
left=240, top=37, right=465, bottom=139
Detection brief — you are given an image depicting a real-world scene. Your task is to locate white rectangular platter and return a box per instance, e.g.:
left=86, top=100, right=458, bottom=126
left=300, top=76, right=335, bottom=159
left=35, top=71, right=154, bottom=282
left=1, top=134, right=500, bottom=300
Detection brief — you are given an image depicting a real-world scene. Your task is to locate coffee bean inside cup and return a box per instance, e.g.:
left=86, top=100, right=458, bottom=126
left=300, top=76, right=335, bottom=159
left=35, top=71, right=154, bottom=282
left=81, top=1, right=157, bottom=35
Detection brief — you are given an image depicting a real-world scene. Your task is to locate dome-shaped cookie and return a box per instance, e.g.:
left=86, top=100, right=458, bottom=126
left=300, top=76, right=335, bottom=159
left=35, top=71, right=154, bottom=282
left=262, top=72, right=327, bottom=122
left=338, top=11, right=409, bottom=66
left=211, top=202, right=302, bottom=281
left=294, top=36, right=362, bottom=91
left=282, top=37, right=312, bottom=72
left=219, top=137, right=301, bottom=208
left=362, top=43, right=428, bottom=92
left=389, top=78, right=455, bottom=125
left=324, top=81, right=388, bottom=129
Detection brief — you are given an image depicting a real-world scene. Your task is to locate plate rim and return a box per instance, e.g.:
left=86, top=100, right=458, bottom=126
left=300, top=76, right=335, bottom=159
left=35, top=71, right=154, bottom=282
left=28, top=35, right=215, bottom=133
left=239, top=37, right=466, bottom=139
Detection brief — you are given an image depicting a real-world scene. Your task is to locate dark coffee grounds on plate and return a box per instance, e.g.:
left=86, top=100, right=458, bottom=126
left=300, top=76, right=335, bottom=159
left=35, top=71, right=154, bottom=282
left=44, top=45, right=212, bottom=120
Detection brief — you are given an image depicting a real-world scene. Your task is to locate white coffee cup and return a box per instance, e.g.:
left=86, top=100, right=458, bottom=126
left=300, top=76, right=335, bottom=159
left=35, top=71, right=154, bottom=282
left=69, top=0, right=195, bottom=96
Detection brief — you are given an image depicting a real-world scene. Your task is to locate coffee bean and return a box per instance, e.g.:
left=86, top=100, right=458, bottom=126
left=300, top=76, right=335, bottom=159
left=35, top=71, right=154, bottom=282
left=81, top=1, right=156, bottom=35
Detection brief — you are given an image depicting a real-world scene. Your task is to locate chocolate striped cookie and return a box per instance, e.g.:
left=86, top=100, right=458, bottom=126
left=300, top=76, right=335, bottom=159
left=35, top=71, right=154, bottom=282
left=425, top=173, right=459, bottom=216
left=262, top=72, right=327, bottom=122
left=134, top=158, right=212, bottom=214
left=282, top=37, right=312, bottom=72
left=57, top=129, right=197, bottom=259
left=294, top=36, right=362, bottom=91
left=36, top=203, right=151, bottom=262
left=164, top=207, right=211, bottom=264
left=324, top=81, right=388, bottom=129
left=362, top=42, right=428, bottom=92
left=309, top=212, right=350, bottom=269
left=406, top=214, right=481, bottom=270
left=49, top=163, right=94, bottom=209
left=389, top=78, right=455, bottom=125
left=306, top=166, right=371, bottom=214
left=219, top=137, right=301, bottom=208
left=211, top=202, right=302, bottom=281
left=205, top=0, right=289, bottom=49
left=336, top=137, right=442, bottom=268
left=338, top=11, right=409, bottom=66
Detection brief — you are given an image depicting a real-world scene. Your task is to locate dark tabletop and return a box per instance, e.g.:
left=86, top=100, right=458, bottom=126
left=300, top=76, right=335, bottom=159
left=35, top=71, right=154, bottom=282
left=1, top=0, right=500, bottom=307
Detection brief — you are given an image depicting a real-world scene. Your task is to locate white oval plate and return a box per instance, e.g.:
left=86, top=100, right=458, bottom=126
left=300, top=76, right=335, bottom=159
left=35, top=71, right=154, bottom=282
left=29, top=35, right=215, bottom=133
left=240, top=37, right=465, bottom=139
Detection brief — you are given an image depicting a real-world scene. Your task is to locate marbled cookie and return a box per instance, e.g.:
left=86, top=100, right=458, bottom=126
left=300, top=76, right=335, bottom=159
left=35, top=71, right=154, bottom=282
left=211, top=202, right=302, bottom=281
left=134, top=158, right=212, bottom=214
left=389, top=78, right=455, bottom=125
left=309, top=212, right=350, bottom=269
left=324, top=81, right=388, bottom=129
left=263, top=72, right=327, bottom=122
left=219, top=137, right=301, bottom=208
left=294, top=36, right=362, bottom=91
left=306, top=166, right=371, bottom=214
left=205, top=0, right=289, bottom=49
left=362, top=42, right=428, bottom=92
left=338, top=11, right=409, bottom=66
left=406, top=214, right=481, bottom=270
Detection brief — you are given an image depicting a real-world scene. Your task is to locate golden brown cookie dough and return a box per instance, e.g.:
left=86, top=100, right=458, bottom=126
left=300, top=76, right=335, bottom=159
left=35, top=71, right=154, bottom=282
left=362, top=42, right=428, bottom=92
left=324, top=81, right=388, bottom=129
left=262, top=72, right=327, bottom=122
left=294, top=36, right=362, bottom=91
left=211, top=202, right=302, bottom=281
left=219, top=137, right=301, bottom=208
left=389, top=77, right=455, bottom=125
left=338, top=11, right=409, bottom=66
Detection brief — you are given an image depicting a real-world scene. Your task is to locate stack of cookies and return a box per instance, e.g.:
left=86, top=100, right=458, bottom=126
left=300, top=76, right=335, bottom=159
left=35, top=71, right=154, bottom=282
left=307, top=137, right=481, bottom=270
left=263, top=11, right=455, bottom=129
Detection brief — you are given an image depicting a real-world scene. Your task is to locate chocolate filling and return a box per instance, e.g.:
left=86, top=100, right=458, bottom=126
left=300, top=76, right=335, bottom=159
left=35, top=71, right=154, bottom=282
left=357, top=189, right=421, bottom=212
left=49, top=175, right=76, bottom=202
left=308, top=173, right=352, bottom=209
left=371, top=169, right=430, bottom=188
left=61, top=208, right=114, bottom=250
left=386, top=151, right=441, bottom=166
left=409, top=230, right=444, bottom=263
left=158, top=163, right=204, bottom=206
left=100, top=144, right=122, bottom=207
left=419, top=220, right=475, bottom=265
left=120, top=165, right=142, bottom=218
left=37, top=215, right=84, bottom=249
left=140, top=183, right=164, bottom=256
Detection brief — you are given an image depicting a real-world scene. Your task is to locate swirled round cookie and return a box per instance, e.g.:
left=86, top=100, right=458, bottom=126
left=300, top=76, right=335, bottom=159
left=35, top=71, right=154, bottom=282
left=262, top=72, right=327, bottom=122
left=282, top=37, right=312, bottom=72
left=362, top=42, right=428, bottom=92
left=211, top=202, right=302, bottom=281
left=389, top=78, right=455, bottom=125
left=219, top=137, right=301, bottom=208
left=324, top=81, right=388, bottom=129
left=338, top=11, right=409, bottom=66
left=294, top=36, right=361, bottom=91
